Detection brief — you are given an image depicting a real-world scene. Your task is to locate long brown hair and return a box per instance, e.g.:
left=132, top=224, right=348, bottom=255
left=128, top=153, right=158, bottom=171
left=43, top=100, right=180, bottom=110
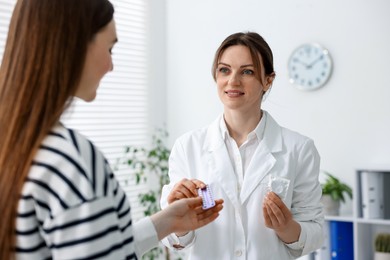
left=211, top=32, right=275, bottom=85
left=0, top=0, right=114, bottom=257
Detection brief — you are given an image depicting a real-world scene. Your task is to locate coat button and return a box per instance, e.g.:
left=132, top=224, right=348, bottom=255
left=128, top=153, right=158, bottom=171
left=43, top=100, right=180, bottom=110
left=235, top=250, right=242, bottom=257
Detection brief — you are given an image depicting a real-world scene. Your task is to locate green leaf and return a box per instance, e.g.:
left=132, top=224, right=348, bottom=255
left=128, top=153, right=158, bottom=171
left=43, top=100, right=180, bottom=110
left=321, top=171, right=352, bottom=204
left=376, top=233, right=390, bottom=252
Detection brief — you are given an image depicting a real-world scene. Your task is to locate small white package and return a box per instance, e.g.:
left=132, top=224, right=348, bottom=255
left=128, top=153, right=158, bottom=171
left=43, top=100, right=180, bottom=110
left=267, top=175, right=290, bottom=200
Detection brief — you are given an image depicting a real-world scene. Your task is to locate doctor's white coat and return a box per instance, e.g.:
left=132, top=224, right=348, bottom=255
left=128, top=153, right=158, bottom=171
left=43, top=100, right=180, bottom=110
left=161, top=111, right=324, bottom=260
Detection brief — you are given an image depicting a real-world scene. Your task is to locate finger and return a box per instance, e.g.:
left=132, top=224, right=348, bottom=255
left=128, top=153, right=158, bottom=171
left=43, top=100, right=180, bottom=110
left=191, top=179, right=206, bottom=189
left=197, top=204, right=223, bottom=220
left=196, top=212, right=220, bottom=228
left=183, top=197, right=203, bottom=209
left=262, top=202, right=272, bottom=227
left=267, top=205, right=280, bottom=228
left=176, top=189, right=193, bottom=199
left=267, top=192, right=292, bottom=220
left=167, top=190, right=180, bottom=204
left=192, top=199, right=224, bottom=214
left=266, top=193, right=285, bottom=212
left=266, top=198, right=285, bottom=225
left=214, top=199, right=224, bottom=205
left=263, top=196, right=279, bottom=226
left=181, top=179, right=200, bottom=196
left=266, top=192, right=281, bottom=203
left=193, top=199, right=224, bottom=215
left=172, top=180, right=197, bottom=198
left=167, top=189, right=190, bottom=204
left=175, top=179, right=198, bottom=197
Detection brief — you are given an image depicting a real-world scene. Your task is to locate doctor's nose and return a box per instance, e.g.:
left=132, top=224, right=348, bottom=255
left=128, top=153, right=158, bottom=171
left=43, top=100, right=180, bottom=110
left=228, top=73, right=241, bottom=86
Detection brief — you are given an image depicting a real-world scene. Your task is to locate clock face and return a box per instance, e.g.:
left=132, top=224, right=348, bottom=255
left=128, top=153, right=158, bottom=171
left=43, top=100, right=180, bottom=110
left=288, top=43, right=332, bottom=91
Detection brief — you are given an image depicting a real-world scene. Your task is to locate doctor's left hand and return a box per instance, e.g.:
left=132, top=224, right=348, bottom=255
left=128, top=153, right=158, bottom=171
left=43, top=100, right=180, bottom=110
left=262, top=192, right=301, bottom=244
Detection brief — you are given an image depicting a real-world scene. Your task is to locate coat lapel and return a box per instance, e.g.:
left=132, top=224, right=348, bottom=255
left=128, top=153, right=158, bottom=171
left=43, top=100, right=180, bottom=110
left=240, top=112, right=283, bottom=204
left=203, top=112, right=284, bottom=207
left=239, top=142, right=275, bottom=204
left=204, top=116, right=240, bottom=208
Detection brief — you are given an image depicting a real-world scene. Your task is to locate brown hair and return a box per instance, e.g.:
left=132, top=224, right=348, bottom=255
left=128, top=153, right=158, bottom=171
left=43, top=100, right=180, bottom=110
left=0, top=0, right=114, bottom=257
left=211, top=32, right=275, bottom=86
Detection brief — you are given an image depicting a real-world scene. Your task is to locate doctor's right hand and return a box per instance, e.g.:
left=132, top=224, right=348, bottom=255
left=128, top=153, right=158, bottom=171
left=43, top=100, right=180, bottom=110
left=167, top=178, right=206, bottom=204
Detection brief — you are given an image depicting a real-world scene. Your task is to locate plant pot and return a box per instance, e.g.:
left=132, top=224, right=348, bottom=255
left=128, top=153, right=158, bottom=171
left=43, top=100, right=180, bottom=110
left=321, top=194, right=340, bottom=216
left=375, top=252, right=390, bottom=260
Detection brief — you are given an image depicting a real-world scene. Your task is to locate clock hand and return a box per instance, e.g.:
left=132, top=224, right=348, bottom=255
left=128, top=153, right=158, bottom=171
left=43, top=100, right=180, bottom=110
left=292, top=58, right=308, bottom=67
left=307, top=55, right=323, bottom=69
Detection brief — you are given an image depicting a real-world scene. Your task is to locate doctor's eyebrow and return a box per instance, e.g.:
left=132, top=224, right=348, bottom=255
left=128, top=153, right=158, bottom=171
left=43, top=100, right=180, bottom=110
left=218, top=62, right=254, bottom=68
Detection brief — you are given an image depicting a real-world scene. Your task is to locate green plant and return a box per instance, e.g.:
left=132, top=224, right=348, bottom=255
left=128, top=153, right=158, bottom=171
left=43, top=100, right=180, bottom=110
left=118, top=128, right=182, bottom=260
left=375, top=233, right=390, bottom=253
left=124, top=128, right=170, bottom=217
left=321, top=171, right=352, bottom=203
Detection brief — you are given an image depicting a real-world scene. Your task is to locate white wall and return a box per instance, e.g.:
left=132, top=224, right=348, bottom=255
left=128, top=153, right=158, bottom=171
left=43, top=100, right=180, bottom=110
left=163, top=0, right=390, bottom=217
left=147, top=0, right=167, bottom=133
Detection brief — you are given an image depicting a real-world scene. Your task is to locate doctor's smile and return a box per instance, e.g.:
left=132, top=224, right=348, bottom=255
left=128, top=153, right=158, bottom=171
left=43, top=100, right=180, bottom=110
left=225, top=90, right=245, bottom=97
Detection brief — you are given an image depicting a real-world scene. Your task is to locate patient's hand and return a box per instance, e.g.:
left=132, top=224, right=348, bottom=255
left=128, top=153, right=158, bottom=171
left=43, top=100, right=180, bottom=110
left=151, top=197, right=224, bottom=240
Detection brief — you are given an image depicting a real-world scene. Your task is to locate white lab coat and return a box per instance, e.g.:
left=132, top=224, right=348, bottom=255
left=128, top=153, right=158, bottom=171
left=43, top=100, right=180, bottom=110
left=161, top=111, right=324, bottom=260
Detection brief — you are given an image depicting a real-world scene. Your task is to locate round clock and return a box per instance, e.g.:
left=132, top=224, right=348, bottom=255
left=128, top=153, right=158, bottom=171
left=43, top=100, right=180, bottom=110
left=287, top=43, right=332, bottom=91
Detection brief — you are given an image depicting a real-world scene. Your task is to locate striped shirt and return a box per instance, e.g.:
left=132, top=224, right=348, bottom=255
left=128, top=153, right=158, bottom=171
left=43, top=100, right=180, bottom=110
left=15, top=124, right=158, bottom=260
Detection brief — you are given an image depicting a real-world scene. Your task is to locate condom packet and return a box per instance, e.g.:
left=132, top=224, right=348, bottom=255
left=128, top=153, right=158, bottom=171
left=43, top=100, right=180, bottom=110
left=267, top=175, right=290, bottom=200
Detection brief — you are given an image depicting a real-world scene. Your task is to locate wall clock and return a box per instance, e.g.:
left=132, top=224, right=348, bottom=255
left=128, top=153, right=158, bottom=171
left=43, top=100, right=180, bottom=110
left=287, top=43, right=332, bottom=91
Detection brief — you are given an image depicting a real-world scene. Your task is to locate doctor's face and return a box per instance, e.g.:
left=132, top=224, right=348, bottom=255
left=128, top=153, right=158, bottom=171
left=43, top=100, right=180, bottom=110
left=215, top=45, right=271, bottom=114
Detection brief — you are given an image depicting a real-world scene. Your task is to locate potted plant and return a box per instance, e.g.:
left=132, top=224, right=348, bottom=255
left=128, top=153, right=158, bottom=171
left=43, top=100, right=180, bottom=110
left=320, top=171, right=352, bottom=216
left=375, top=233, right=390, bottom=260
left=117, top=128, right=183, bottom=260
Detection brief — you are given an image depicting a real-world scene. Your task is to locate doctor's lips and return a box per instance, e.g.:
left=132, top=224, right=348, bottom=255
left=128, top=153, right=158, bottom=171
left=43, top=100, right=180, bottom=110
left=225, top=90, right=244, bottom=97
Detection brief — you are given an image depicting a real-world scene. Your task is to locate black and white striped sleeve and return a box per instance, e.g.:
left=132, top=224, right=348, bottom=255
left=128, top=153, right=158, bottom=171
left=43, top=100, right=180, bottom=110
left=16, top=126, right=158, bottom=260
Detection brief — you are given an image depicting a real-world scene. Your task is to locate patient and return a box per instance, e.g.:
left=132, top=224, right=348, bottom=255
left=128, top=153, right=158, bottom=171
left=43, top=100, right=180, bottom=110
left=0, top=1, right=223, bottom=259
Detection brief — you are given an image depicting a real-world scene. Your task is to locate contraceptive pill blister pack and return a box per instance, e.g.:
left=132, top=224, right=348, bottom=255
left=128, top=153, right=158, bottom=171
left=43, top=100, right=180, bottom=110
left=198, top=184, right=216, bottom=209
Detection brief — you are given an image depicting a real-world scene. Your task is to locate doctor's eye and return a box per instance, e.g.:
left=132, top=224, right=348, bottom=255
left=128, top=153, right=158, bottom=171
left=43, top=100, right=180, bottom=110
left=218, top=67, right=231, bottom=75
left=242, top=69, right=254, bottom=75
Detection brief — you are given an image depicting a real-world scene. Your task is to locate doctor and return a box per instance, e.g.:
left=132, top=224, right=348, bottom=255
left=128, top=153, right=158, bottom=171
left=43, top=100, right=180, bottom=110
left=160, top=31, right=324, bottom=259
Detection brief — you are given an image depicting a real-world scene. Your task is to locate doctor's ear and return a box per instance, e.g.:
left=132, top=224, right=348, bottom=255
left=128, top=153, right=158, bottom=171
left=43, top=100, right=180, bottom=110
left=263, top=73, right=276, bottom=93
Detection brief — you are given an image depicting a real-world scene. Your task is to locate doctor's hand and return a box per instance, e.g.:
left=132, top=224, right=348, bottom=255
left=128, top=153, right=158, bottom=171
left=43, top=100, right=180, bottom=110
left=167, top=178, right=206, bottom=204
left=262, top=192, right=301, bottom=244
left=151, top=197, right=224, bottom=240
